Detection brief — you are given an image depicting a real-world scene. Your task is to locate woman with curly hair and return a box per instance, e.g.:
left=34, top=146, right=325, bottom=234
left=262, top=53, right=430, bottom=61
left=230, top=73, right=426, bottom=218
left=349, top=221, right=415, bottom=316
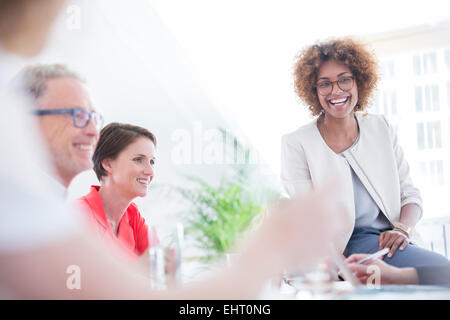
left=281, top=38, right=449, bottom=269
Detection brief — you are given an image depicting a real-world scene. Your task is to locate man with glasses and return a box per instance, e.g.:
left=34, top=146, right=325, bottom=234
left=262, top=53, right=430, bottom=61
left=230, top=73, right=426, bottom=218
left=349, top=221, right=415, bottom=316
left=20, top=64, right=103, bottom=190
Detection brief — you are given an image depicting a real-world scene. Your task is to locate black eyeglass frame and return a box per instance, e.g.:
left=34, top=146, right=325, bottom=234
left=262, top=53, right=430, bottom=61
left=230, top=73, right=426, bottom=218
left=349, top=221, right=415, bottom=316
left=32, top=107, right=104, bottom=129
left=314, top=76, right=355, bottom=96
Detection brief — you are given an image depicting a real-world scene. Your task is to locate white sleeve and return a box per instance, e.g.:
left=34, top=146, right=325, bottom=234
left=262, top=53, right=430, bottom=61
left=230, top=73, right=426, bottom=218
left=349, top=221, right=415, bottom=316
left=280, top=134, right=313, bottom=198
left=0, top=178, right=81, bottom=252
left=0, top=87, right=80, bottom=252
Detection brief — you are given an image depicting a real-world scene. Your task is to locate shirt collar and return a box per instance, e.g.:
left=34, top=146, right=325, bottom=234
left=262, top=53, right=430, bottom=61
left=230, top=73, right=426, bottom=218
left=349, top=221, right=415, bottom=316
left=84, top=186, right=135, bottom=251
left=48, top=173, right=68, bottom=199
left=32, top=165, right=69, bottom=200
left=84, top=185, right=109, bottom=229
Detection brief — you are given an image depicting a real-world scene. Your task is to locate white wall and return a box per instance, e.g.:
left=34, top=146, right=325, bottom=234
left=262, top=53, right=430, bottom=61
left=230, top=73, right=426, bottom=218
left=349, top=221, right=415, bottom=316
left=22, top=0, right=450, bottom=236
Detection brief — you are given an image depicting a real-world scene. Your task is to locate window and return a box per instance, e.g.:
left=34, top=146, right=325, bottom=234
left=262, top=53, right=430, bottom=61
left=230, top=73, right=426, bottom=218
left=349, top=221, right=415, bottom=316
left=447, top=81, right=450, bottom=109
left=383, top=92, right=388, bottom=115
left=419, top=161, right=427, bottom=176
left=449, top=119, right=450, bottom=137
left=417, top=123, right=425, bottom=149
left=391, top=90, right=397, bottom=115
left=430, top=160, right=445, bottom=185
left=425, top=86, right=431, bottom=111
left=415, top=87, right=423, bottom=112
left=428, top=121, right=442, bottom=149
left=417, top=121, right=442, bottom=149
left=381, top=60, right=395, bottom=79
left=415, top=85, right=439, bottom=112
left=432, top=85, right=439, bottom=111
left=413, top=55, right=421, bottom=76
left=419, top=160, right=445, bottom=186
left=388, top=61, right=395, bottom=78
left=413, top=52, right=438, bottom=76
left=424, top=52, right=437, bottom=74
left=380, top=90, right=397, bottom=116
left=446, top=49, right=450, bottom=71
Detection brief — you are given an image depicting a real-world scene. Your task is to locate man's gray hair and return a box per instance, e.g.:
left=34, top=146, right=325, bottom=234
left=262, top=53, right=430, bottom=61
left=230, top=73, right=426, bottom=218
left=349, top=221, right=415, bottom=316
left=18, top=63, right=85, bottom=100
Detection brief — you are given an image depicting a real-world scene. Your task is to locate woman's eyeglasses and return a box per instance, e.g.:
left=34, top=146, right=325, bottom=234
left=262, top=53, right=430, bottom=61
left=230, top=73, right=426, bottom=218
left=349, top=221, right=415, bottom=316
left=33, top=107, right=104, bottom=130
left=315, top=76, right=355, bottom=96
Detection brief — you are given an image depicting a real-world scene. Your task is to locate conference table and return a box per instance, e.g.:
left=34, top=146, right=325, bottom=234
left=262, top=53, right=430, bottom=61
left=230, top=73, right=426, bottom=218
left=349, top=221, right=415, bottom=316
left=259, top=279, right=450, bottom=300
left=168, top=256, right=450, bottom=300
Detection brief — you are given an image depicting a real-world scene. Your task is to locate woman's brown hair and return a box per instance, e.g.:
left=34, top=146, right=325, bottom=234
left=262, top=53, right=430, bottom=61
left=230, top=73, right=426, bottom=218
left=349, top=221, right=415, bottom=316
left=93, top=123, right=157, bottom=181
left=293, top=37, right=379, bottom=116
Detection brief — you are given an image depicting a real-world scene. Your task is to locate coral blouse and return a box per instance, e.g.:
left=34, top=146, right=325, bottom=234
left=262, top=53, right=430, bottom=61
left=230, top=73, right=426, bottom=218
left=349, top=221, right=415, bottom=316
left=74, top=185, right=159, bottom=258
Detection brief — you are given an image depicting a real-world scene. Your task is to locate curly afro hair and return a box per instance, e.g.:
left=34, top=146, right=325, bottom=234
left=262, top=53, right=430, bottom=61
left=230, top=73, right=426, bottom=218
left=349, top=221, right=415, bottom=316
left=293, top=37, right=379, bottom=116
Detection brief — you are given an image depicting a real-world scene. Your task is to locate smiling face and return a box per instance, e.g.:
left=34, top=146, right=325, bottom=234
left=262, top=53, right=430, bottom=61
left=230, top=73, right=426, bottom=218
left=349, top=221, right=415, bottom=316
left=316, top=60, right=358, bottom=120
left=36, top=77, right=99, bottom=187
left=104, top=137, right=156, bottom=200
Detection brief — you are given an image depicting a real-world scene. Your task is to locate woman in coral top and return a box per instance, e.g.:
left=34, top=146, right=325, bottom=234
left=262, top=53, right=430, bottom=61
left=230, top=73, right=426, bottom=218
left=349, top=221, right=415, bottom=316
left=75, top=122, right=159, bottom=258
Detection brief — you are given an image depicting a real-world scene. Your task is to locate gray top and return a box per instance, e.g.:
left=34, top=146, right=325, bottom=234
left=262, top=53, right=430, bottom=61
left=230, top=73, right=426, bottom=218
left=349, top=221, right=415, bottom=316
left=340, top=135, right=392, bottom=230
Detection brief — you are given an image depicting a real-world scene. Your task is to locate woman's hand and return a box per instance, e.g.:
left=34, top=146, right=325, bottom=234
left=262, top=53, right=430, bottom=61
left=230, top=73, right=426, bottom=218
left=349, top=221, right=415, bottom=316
left=345, top=253, right=397, bottom=284
left=378, top=230, right=409, bottom=258
left=236, top=181, right=340, bottom=278
left=345, top=254, right=418, bottom=285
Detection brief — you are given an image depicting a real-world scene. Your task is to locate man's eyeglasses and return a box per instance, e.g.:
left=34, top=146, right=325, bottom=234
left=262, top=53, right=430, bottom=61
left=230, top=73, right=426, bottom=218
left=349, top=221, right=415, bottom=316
left=33, top=108, right=104, bottom=130
left=315, top=76, right=355, bottom=96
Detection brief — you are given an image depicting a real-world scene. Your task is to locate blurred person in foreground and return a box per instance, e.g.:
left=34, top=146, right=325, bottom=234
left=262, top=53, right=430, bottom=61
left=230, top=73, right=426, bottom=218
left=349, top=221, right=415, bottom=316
left=345, top=253, right=450, bottom=287
left=0, top=0, right=341, bottom=299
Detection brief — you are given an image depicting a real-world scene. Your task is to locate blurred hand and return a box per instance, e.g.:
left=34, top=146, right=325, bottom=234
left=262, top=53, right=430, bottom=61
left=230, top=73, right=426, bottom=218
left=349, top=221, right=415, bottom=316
left=345, top=253, right=417, bottom=285
left=378, top=230, right=409, bottom=258
left=236, top=180, right=340, bottom=278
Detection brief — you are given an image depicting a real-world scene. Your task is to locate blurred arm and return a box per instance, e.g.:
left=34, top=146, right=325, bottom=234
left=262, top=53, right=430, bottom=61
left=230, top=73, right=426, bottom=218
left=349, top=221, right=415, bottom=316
left=1, top=184, right=338, bottom=299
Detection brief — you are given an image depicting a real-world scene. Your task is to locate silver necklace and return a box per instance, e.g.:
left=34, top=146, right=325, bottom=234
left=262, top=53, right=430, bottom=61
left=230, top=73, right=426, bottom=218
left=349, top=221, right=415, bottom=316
left=320, top=115, right=358, bottom=147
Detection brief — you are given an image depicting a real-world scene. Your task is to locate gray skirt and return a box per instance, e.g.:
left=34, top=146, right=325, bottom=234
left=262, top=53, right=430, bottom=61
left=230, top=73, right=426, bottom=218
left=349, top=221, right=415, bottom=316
left=344, top=227, right=450, bottom=268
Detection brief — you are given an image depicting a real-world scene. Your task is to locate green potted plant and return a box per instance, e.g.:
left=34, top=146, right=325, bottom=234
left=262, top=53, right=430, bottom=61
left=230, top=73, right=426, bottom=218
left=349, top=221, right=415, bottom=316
left=175, top=130, right=281, bottom=262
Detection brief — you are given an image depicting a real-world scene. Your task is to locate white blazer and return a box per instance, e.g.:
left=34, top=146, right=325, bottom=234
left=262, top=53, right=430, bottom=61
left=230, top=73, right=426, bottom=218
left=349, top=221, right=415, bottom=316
left=280, top=113, right=423, bottom=253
